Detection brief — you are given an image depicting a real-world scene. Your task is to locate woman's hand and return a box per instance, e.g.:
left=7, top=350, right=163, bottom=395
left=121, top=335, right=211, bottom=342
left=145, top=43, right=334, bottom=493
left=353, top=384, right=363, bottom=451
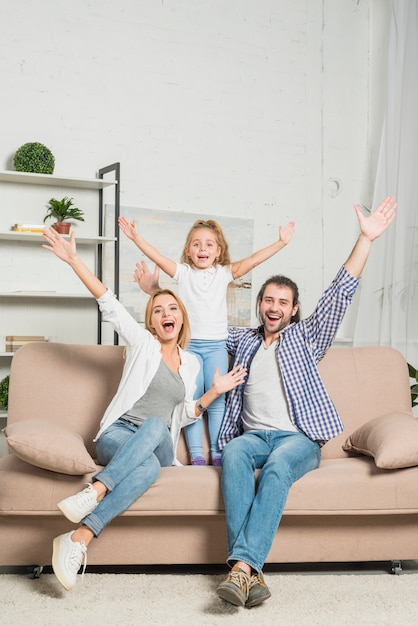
left=211, top=363, right=247, bottom=396
left=279, top=221, right=295, bottom=246
left=42, top=228, right=77, bottom=263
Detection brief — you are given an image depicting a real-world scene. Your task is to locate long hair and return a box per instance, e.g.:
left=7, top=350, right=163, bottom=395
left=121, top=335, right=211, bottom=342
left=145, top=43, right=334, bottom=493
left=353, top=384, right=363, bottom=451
left=256, top=275, right=301, bottom=324
left=180, top=219, right=231, bottom=266
left=144, top=289, right=191, bottom=349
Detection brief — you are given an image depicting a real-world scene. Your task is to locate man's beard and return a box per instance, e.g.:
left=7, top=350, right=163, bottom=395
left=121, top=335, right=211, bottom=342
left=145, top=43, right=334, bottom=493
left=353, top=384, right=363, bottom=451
left=259, top=311, right=291, bottom=334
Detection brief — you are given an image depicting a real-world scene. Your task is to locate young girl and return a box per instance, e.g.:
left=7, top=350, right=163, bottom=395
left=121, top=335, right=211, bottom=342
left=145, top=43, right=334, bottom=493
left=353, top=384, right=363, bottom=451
left=118, top=216, right=294, bottom=466
left=41, top=227, right=246, bottom=591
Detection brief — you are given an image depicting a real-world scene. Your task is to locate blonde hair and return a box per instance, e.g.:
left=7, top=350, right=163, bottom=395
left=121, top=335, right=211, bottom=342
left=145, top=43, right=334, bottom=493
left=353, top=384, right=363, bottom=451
left=144, top=289, right=191, bottom=349
left=180, top=219, right=231, bottom=267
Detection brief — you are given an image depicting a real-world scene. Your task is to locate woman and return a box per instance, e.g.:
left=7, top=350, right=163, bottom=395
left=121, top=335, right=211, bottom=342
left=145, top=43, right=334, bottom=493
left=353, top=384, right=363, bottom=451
left=41, top=227, right=247, bottom=591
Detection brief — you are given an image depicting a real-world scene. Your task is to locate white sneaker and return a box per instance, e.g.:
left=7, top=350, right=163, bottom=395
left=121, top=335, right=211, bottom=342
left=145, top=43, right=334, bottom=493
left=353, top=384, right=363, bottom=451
left=52, top=531, right=87, bottom=591
left=57, top=483, right=98, bottom=523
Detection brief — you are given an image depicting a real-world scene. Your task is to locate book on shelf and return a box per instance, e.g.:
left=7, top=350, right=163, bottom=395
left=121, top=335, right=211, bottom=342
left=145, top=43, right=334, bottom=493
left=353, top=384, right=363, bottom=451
left=5, top=336, right=47, bottom=352
left=12, top=224, right=45, bottom=233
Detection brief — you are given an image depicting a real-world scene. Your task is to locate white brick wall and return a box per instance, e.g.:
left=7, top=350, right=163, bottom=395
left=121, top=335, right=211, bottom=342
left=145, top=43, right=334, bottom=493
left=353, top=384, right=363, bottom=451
left=0, top=0, right=392, bottom=335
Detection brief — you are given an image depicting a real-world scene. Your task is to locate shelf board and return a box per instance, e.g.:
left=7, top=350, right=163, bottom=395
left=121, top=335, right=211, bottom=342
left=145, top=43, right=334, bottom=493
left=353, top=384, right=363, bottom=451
left=0, top=231, right=116, bottom=243
left=0, top=291, right=93, bottom=299
left=0, top=352, right=14, bottom=358
left=0, top=170, right=117, bottom=189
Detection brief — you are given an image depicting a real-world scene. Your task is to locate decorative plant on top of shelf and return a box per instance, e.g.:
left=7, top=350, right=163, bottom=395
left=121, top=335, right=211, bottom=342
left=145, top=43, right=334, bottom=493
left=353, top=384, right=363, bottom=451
left=0, top=375, right=9, bottom=410
left=13, top=142, right=55, bottom=174
left=43, top=196, right=85, bottom=234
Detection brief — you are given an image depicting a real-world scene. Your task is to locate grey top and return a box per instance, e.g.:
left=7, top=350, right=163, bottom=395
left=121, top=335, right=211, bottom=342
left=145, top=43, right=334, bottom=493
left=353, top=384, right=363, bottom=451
left=123, top=359, right=185, bottom=429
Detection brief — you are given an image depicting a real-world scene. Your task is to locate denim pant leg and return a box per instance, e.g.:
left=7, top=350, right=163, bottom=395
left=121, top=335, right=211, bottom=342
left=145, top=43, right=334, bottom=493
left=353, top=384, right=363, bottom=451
left=82, top=417, right=174, bottom=537
left=221, top=430, right=321, bottom=573
left=185, top=339, right=228, bottom=459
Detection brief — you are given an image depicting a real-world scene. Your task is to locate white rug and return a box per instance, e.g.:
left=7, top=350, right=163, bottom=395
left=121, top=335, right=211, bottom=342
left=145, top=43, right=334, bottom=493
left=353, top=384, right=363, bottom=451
left=1, top=569, right=418, bottom=625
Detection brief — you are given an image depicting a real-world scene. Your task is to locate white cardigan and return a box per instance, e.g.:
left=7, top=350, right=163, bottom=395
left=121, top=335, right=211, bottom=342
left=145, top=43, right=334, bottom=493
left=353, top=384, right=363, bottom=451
left=94, top=290, right=200, bottom=463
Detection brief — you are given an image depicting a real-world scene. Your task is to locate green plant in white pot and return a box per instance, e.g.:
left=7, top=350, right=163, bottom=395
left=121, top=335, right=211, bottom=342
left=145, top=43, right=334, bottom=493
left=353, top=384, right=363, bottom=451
left=43, top=196, right=85, bottom=234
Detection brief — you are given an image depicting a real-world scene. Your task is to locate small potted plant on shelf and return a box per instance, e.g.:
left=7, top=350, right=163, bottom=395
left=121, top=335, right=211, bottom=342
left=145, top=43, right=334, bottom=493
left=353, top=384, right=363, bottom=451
left=43, top=196, right=85, bottom=234
left=13, top=142, right=55, bottom=174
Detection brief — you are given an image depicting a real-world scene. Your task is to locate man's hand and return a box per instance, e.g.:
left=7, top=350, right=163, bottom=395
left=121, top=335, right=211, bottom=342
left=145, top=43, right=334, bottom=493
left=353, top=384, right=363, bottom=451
left=134, top=261, right=160, bottom=294
left=354, top=196, right=397, bottom=241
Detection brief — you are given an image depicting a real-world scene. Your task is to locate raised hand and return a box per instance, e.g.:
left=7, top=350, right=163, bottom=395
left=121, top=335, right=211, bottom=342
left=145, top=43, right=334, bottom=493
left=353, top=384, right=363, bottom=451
left=354, top=196, right=397, bottom=242
left=134, top=261, right=160, bottom=294
left=279, top=221, right=295, bottom=246
left=118, top=216, right=138, bottom=241
left=42, top=228, right=77, bottom=263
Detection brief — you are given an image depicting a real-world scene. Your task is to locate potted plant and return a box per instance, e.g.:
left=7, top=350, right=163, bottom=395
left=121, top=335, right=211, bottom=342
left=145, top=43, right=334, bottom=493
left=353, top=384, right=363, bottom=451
left=13, top=142, right=55, bottom=174
left=408, top=363, right=418, bottom=408
left=0, top=375, right=9, bottom=410
left=43, top=196, right=85, bottom=234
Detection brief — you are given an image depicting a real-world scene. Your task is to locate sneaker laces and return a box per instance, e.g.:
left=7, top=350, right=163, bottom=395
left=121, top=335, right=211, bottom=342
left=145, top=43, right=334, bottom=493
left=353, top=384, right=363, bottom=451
left=248, top=573, right=263, bottom=589
left=70, top=540, right=87, bottom=580
left=228, top=568, right=249, bottom=594
left=77, top=483, right=97, bottom=507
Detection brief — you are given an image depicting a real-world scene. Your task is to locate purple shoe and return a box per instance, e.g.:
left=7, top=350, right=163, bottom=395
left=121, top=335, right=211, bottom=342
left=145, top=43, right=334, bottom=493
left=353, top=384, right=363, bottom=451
left=191, top=456, right=206, bottom=466
left=212, top=456, right=222, bottom=467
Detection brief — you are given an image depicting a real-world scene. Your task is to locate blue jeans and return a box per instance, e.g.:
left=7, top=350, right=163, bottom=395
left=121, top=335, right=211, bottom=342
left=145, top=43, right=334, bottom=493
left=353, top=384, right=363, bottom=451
left=221, top=430, right=321, bottom=572
left=82, top=416, right=174, bottom=537
left=185, top=339, right=228, bottom=460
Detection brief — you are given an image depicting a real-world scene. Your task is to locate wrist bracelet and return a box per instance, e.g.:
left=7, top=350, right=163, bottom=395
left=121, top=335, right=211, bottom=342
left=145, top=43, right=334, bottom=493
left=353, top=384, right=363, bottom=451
left=197, top=400, right=207, bottom=413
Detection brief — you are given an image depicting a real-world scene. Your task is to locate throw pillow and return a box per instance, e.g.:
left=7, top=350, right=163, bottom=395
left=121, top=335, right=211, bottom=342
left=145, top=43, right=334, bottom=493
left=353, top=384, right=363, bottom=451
left=4, top=419, right=97, bottom=475
left=342, top=412, right=418, bottom=469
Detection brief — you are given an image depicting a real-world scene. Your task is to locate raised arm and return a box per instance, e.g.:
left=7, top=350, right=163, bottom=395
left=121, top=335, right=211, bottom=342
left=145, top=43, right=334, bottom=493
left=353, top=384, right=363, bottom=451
left=230, top=221, right=295, bottom=279
left=344, top=196, right=397, bottom=278
left=42, top=228, right=106, bottom=299
left=118, top=217, right=177, bottom=278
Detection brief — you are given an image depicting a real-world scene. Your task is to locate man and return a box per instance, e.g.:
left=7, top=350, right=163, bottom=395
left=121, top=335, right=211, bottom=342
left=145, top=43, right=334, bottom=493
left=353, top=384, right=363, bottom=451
left=134, top=196, right=397, bottom=609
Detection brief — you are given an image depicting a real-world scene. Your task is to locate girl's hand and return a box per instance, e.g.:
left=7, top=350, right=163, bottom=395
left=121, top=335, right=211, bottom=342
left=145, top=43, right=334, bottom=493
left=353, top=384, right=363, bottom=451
left=42, top=228, right=77, bottom=263
left=118, top=216, right=138, bottom=240
left=279, top=221, right=295, bottom=246
left=212, top=364, right=247, bottom=396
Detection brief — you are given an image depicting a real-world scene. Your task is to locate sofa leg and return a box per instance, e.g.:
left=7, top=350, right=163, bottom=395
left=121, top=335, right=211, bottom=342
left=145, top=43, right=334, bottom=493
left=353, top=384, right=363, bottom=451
left=391, top=560, right=403, bottom=575
left=27, top=565, right=44, bottom=579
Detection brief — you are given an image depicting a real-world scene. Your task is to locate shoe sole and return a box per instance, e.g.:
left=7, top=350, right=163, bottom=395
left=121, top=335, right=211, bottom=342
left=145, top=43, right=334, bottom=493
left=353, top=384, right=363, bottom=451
left=245, top=590, right=272, bottom=608
left=57, top=500, right=83, bottom=524
left=52, top=536, right=74, bottom=591
left=216, top=586, right=246, bottom=607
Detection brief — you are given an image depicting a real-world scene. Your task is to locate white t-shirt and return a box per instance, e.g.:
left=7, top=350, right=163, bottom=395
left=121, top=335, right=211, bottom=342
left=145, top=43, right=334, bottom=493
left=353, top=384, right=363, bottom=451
left=173, top=263, right=233, bottom=340
left=242, top=340, right=299, bottom=433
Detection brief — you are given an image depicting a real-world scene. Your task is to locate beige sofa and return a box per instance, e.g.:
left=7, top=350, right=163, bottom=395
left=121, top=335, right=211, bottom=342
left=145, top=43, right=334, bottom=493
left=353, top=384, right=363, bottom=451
left=1, top=341, right=418, bottom=573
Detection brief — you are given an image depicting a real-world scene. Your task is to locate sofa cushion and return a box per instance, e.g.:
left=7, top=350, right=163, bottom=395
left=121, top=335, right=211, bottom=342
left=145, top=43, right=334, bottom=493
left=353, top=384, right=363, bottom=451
left=3, top=419, right=97, bottom=475
left=342, top=412, right=418, bottom=469
left=2, top=454, right=418, bottom=516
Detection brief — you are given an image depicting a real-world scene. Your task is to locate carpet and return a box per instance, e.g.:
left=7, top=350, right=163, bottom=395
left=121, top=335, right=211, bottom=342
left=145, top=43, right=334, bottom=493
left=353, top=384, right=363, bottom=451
left=1, top=566, right=418, bottom=625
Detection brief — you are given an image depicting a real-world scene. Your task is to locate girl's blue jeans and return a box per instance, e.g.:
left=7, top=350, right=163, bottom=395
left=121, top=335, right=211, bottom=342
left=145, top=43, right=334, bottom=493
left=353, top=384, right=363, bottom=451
left=82, top=416, right=174, bottom=537
left=221, top=429, right=321, bottom=572
left=185, top=338, right=228, bottom=461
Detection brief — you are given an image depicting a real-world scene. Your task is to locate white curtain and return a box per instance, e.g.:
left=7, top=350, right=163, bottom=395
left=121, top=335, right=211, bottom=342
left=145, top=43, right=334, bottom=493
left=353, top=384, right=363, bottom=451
left=353, top=0, right=418, bottom=372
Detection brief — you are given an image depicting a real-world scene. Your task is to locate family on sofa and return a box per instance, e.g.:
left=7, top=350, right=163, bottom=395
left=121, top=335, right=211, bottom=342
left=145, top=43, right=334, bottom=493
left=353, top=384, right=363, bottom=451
left=35, top=196, right=396, bottom=607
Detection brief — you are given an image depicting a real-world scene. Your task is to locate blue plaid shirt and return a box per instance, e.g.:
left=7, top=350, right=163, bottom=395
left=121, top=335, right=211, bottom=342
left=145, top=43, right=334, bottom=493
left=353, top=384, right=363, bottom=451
left=218, top=266, right=359, bottom=448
